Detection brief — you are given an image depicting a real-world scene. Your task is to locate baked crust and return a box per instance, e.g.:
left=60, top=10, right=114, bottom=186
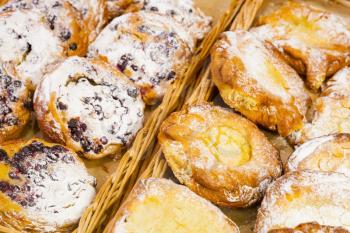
left=106, top=178, right=239, bottom=233
left=255, top=171, right=350, bottom=233
left=252, top=1, right=350, bottom=91
left=158, top=103, right=282, bottom=207
left=211, top=30, right=311, bottom=137
left=269, top=222, right=350, bottom=233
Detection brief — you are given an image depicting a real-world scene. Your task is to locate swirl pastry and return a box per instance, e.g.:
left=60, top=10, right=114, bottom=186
left=252, top=1, right=350, bottom=91
left=34, top=57, right=145, bottom=159
left=106, top=178, right=239, bottom=233
left=211, top=30, right=310, bottom=137
left=0, top=10, right=65, bottom=88
left=255, top=171, right=350, bottom=233
left=158, top=104, right=282, bottom=207
left=268, top=222, right=349, bottom=233
left=0, top=138, right=96, bottom=232
left=88, top=11, right=193, bottom=105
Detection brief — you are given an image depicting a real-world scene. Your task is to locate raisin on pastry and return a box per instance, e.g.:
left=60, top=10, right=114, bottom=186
left=105, top=178, right=239, bottom=233
left=0, top=138, right=96, bottom=232
left=34, top=56, right=145, bottom=159
left=211, top=30, right=311, bottom=137
left=88, top=11, right=193, bottom=105
left=158, top=103, right=282, bottom=208
left=252, top=1, right=350, bottom=91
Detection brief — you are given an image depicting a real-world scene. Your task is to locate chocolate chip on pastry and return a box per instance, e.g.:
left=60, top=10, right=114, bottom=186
left=106, top=178, right=239, bottom=233
left=0, top=138, right=96, bottom=232
left=0, top=10, right=65, bottom=88
left=158, top=103, right=282, bottom=208
left=268, top=222, right=350, bottom=233
left=34, top=56, right=145, bottom=159
left=211, top=30, right=311, bottom=137
left=255, top=171, right=350, bottom=233
left=252, top=1, right=350, bottom=92
left=88, top=11, right=193, bottom=105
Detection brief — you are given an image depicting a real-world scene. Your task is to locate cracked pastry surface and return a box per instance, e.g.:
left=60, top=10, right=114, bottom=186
left=0, top=138, right=96, bottom=232
left=0, top=10, right=65, bottom=88
left=107, top=178, right=239, bottom=233
left=88, top=11, right=193, bottom=105
left=211, top=30, right=311, bottom=137
left=34, top=56, right=145, bottom=159
left=158, top=103, right=282, bottom=208
left=252, top=1, right=350, bottom=91
left=255, top=171, right=350, bottom=233
left=268, top=222, right=350, bottom=233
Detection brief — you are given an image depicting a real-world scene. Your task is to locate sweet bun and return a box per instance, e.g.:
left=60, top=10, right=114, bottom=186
left=211, top=30, right=311, bottom=137
left=0, top=138, right=96, bottom=232
left=268, top=222, right=350, bottom=233
left=286, top=134, right=350, bottom=176
left=34, top=56, right=145, bottom=159
left=158, top=103, right=282, bottom=207
left=88, top=11, right=193, bottom=105
left=106, top=178, right=239, bottom=233
left=255, top=171, right=350, bottom=233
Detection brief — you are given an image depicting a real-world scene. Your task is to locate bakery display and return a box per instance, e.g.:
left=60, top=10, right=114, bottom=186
left=106, top=178, right=239, bottom=233
left=252, top=1, right=350, bottom=92
left=34, top=56, right=145, bottom=159
left=211, top=30, right=311, bottom=137
left=158, top=103, right=282, bottom=207
left=255, top=171, right=350, bottom=233
left=0, top=138, right=96, bottom=232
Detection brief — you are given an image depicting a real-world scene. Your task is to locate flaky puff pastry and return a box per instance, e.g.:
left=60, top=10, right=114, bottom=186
left=211, top=30, right=310, bottom=137
left=158, top=103, right=282, bottom=208
left=105, top=178, right=239, bottom=233
left=252, top=1, right=350, bottom=91
left=269, top=222, right=350, bottom=233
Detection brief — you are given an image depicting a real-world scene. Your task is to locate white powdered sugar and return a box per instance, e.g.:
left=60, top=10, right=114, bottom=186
left=324, top=67, right=350, bottom=98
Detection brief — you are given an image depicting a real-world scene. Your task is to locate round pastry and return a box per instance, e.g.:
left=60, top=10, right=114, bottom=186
left=286, top=134, right=350, bottom=176
left=34, top=56, right=145, bottom=159
left=106, top=0, right=212, bottom=42
left=0, top=10, right=65, bottom=88
left=0, top=65, right=32, bottom=143
left=158, top=103, right=282, bottom=208
left=88, top=11, right=193, bottom=105
left=268, top=222, right=350, bottom=233
left=0, top=138, right=96, bottom=232
left=255, top=171, right=350, bottom=233
left=106, top=178, right=239, bottom=233
left=211, top=30, right=311, bottom=137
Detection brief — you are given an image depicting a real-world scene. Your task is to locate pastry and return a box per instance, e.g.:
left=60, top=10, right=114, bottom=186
left=106, top=178, right=239, bottom=233
left=34, top=56, right=145, bottom=159
left=0, top=10, right=65, bottom=88
left=88, top=11, right=193, bottom=105
left=252, top=1, right=350, bottom=91
left=286, top=134, right=350, bottom=176
left=106, top=0, right=212, bottom=42
left=211, top=30, right=311, bottom=137
left=0, top=138, right=96, bottom=232
left=255, top=171, right=350, bottom=233
left=158, top=103, right=282, bottom=207
left=268, top=222, right=349, bottom=233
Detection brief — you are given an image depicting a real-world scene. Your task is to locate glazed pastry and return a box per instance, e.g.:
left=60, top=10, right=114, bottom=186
left=268, top=222, right=350, bottom=233
left=0, top=65, right=32, bottom=143
left=211, top=30, right=311, bottom=137
left=34, top=56, right=145, bottom=159
left=106, top=178, right=239, bottom=233
left=286, top=134, right=350, bottom=176
left=0, top=10, right=65, bottom=88
left=88, top=11, right=193, bottom=105
left=255, top=171, right=350, bottom=233
left=0, top=138, right=96, bottom=232
left=291, top=67, right=350, bottom=144
left=106, top=0, right=212, bottom=42
left=252, top=1, right=350, bottom=91
left=158, top=104, right=282, bottom=207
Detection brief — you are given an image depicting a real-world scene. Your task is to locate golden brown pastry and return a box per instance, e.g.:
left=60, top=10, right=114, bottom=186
left=252, top=1, right=350, bottom=91
left=158, top=103, right=282, bottom=208
left=105, top=178, right=239, bottom=233
left=211, top=30, right=311, bottom=137
left=269, top=222, right=350, bottom=233
left=34, top=56, right=145, bottom=159
left=255, top=171, right=350, bottom=233
left=0, top=138, right=96, bottom=232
